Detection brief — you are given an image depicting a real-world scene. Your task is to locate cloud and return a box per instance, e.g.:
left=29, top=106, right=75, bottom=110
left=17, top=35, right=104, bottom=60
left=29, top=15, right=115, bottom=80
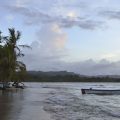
left=4, top=2, right=103, bottom=30
left=100, top=52, right=120, bottom=61
left=22, top=23, right=68, bottom=70
left=37, top=24, right=67, bottom=50
left=2, top=0, right=120, bottom=75
left=23, top=51, right=120, bottom=75
left=64, top=59, right=120, bottom=76
left=99, top=10, right=120, bottom=20
left=3, top=0, right=120, bottom=30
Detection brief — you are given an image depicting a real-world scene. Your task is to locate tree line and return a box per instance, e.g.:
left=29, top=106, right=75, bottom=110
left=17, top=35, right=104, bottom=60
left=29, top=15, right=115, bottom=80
left=26, top=71, right=120, bottom=82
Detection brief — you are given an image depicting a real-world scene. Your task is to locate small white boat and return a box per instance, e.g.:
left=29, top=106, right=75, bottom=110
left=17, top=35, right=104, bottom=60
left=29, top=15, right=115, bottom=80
left=0, top=82, right=25, bottom=90
left=81, top=88, right=120, bottom=95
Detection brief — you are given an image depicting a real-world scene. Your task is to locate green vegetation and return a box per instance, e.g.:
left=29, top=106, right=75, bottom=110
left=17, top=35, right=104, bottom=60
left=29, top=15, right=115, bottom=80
left=26, top=71, right=120, bottom=82
left=0, top=28, right=30, bottom=87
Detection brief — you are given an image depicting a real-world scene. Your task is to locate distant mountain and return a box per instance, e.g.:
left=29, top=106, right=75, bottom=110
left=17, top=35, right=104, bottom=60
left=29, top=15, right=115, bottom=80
left=27, top=71, right=120, bottom=78
left=26, top=71, right=120, bottom=82
left=96, top=75, right=120, bottom=78
left=27, top=71, right=76, bottom=76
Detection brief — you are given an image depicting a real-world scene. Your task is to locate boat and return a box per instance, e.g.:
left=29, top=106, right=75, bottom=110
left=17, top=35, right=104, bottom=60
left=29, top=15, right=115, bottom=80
left=0, top=82, right=25, bottom=90
left=12, top=82, right=25, bottom=89
left=81, top=88, right=120, bottom=95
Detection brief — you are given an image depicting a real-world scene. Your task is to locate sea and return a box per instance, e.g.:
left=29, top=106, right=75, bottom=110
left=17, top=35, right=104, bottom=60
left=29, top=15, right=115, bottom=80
left=0, top=82, right=120, bottom=120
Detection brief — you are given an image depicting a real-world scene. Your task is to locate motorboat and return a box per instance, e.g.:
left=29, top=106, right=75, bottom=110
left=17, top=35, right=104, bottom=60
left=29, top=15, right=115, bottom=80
left=81, top=88, right=120, bottom=95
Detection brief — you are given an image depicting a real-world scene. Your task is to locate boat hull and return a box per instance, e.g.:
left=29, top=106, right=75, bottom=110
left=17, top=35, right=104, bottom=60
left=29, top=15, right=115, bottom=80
left=81, top=89, right=120, bottom=95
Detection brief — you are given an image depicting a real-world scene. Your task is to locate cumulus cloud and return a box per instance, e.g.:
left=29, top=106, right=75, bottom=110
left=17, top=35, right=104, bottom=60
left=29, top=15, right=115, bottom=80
left=22, top=23, right=68, bottom=70
left=36, top=24, right=67, bottom=52
left=70, top=60, right=120, bottom=76
left=64, top=59, right=120, bottom=76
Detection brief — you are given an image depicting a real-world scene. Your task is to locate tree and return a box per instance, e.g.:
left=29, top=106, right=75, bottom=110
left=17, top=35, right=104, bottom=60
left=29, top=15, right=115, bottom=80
left=0, top=28, right=30, bottom=85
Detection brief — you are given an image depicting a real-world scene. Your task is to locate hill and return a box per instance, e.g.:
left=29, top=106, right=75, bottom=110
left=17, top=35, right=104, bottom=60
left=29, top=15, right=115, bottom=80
left=25, top=71, right=120, bottom=82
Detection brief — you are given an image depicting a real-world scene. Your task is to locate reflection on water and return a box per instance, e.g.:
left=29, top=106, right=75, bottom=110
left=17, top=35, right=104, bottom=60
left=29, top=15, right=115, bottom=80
left=0, top=83, right=120, bottom=120
left=0, top=90, right=24, bottom=120
left=0, top=87, right=52, bottom=120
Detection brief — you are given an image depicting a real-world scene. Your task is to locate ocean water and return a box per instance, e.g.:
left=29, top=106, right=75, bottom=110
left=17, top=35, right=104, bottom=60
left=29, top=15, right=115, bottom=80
left=0, top=82, right=120, bottom=120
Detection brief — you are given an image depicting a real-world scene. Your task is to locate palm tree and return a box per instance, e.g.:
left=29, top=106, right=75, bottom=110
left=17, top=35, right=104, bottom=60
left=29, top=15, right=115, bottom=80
left=0, top=28, right=30, bottom=87
left=7, top=28, right=30, bottom=82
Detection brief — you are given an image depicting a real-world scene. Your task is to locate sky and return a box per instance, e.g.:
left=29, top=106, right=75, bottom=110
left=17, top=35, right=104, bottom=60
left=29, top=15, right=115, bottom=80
left=1, top=0, right=120, bottom=75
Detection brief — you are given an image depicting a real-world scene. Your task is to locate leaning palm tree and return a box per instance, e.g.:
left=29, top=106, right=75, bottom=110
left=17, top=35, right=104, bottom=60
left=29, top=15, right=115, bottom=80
left=6, top=28, right=30, bottom=82
left=0, top=28, right=30, bottom=87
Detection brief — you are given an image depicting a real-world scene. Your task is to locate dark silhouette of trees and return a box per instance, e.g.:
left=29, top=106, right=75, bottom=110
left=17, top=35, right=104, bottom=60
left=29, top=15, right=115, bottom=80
left=0, top=28, right=30, bottom=87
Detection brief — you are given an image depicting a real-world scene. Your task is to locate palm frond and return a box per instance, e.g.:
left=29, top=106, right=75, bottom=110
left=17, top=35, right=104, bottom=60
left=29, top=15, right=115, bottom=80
left=16, top=53, right=24, bottom=57
left=19, top=45, right=32, bottom=49
left=16, top=31, right=21, bottom=40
